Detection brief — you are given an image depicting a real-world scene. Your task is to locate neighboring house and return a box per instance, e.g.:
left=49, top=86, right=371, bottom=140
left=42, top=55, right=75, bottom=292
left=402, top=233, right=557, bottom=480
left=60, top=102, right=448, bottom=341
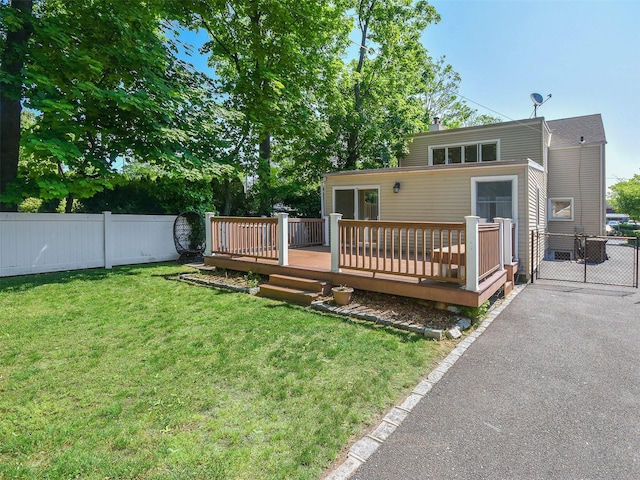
left=322, top=114, right=607, bottom=278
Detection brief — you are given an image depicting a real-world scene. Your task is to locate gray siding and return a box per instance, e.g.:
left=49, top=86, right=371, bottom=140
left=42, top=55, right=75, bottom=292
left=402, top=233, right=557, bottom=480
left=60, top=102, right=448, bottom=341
left=402, top=118, right=545, bottom=168
left=547, top=145, right=604, bottom=236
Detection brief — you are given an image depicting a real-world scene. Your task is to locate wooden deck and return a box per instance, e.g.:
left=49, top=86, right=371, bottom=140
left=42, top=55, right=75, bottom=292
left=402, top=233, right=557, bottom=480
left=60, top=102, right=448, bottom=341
left=202, top=246, right=513, bottom=307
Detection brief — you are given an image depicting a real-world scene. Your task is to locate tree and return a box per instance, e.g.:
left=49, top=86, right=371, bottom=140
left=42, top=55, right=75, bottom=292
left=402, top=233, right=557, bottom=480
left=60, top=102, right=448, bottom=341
left=0, top=0, right=33, bottom=211
left=0, top=0, right=229, bottom=211
left=420, top=55, right=473, bottom=128
left=186, top=0, right=348, bottom=215
left=341, top=0, right=440, bottom=170
left=270, top=0, right=504, bottom=200
left=609, top=174, right=640, bottom=221
left=419, top=55, right=502, bottom=128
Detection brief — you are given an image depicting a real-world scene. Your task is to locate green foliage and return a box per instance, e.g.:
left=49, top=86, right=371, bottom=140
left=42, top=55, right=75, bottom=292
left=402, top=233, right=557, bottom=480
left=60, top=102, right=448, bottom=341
left=188, top=0, right=348, bottom=215
left=17, top=197, right=42, bottom=213
left=17, top=196, right=72, bottom=213
left=1, top=0, right=231, bottom=207
left=420, top=56, right=502, bottom=129
left=459, top=301, right=490, bottom=323
left=2, top=0, right=502, bottom=216
left=339, top=0, right=440, bottom=169
left=619, top=225, right=640, bottom=246
left=75, top=175, right=217, bottom=215
left=609, top=175, right=640, bottom=221
left=270, top=168, right=322, bottom=217
left=244, top=270, right=262, bottom=288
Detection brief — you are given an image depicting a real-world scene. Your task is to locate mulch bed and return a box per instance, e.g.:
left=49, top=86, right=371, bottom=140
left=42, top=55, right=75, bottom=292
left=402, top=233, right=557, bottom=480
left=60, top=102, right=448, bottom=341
left=184, top=268, right=463, bottom=331
left=347, top=291, right=460, bottom=331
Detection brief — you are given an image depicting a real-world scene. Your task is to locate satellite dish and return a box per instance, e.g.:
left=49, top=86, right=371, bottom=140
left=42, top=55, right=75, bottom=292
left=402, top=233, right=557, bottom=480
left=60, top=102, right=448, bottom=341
left=530, top=93, right=544, bottom=106
left=530, top=93, right=551, bottom=117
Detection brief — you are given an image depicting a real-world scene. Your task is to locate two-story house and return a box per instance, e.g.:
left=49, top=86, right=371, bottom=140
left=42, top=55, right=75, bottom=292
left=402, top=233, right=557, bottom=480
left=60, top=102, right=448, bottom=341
left=321, top=114, right=607, bottom=279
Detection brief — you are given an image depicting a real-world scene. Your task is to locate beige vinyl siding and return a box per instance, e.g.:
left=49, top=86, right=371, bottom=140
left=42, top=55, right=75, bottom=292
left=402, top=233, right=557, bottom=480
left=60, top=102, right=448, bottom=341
left=525, top=166, right=546, bottom=277
left=325, top=165, right=527, bottom=223
left=324, top=161, right=533, bottom=275
left=542, top=123, right=551, bottom=171
left=547, top=145, right=603, bottom=236
left=527, top=166, right=546, bottom=231
left=402, top=118, right=545, bottom=168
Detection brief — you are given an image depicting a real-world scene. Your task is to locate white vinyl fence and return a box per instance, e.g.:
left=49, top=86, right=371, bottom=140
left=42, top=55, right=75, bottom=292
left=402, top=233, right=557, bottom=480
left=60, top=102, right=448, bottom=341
left=0, top=212, right=179, bottom=278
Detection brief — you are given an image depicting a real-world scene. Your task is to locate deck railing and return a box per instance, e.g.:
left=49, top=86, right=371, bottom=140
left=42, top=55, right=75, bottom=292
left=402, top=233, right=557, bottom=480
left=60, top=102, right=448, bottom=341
left=288, top=218, right=325, bottom=248
left=337, top=220, right=466, bottom=283
left=478, top=223, right=501, bottom=281
left=205, top=213, right=514, bottom=291
left=210, top=216, right=279, bottom=260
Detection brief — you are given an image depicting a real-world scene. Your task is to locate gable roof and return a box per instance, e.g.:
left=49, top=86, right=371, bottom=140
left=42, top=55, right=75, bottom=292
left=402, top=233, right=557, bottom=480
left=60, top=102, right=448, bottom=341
left=546, top=114, right=606, bottom=148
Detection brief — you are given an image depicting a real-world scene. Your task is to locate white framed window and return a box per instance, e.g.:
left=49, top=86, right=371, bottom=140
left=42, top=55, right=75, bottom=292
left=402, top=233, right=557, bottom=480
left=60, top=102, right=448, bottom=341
left=471, top=175, right=518, bottom=222
left=471, top=175, right=519, bottom=260
left=548, top=197, right=574, bottom=221
left=430, top=140, right=500, bottom=165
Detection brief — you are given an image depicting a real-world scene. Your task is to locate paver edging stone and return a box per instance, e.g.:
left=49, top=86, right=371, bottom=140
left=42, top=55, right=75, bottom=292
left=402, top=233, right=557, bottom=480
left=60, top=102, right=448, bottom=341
left=179, top=273, right=260, bottom=295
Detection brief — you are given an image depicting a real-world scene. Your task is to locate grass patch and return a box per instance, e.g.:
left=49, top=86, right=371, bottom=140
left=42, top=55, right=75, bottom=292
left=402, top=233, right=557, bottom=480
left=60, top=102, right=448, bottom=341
left=0, top=264, right=450, bottom=479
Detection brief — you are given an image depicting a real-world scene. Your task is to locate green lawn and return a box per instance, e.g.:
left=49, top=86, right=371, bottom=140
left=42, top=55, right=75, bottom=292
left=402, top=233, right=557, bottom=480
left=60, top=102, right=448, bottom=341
left=0, top=264, right=450, bottom=479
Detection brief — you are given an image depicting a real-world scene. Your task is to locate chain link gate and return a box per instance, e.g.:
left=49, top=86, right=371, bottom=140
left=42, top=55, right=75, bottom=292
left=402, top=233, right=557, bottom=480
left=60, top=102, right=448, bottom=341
left=532, top=231, right=639, bottom=288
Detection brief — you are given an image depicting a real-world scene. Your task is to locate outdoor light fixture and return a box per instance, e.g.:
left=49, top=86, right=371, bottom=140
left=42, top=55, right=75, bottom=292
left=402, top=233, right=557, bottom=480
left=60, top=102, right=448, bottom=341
left=393, top=182, right=401, bottom=193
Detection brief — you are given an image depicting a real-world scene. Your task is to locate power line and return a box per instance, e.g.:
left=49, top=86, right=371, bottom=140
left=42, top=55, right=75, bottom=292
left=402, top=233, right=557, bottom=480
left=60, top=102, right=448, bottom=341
left=446, top=89, right=547, bottom=134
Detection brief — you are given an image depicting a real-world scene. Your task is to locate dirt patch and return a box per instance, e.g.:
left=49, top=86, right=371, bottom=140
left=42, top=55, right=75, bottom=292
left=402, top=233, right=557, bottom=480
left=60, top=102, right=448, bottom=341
left=186, top=269, right=267, bottom=289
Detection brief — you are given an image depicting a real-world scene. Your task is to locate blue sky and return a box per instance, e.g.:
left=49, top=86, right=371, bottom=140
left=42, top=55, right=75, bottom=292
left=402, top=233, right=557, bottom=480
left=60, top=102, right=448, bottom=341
left=180, top=0, right=639, bottom=190
left=423, top=0, right=639, bottom=189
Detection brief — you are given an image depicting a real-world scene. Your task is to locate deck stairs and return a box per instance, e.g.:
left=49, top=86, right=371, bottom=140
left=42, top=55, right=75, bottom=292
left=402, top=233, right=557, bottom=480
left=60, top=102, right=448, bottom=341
left=259, top=274, right=332, bottom=305
left=504, top=280, right=514, bottom=296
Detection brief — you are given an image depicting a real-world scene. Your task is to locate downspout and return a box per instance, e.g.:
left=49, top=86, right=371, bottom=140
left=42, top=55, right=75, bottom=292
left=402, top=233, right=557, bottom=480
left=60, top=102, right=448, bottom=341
left=321, top=178, right=328, bottom=246
left=600, top=143, right=605, bottom=236
left=320, top=178, right=325, bottom=218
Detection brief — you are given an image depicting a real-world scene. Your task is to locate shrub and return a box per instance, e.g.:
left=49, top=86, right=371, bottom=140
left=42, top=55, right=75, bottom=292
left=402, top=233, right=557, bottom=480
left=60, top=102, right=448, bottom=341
left=75, top=176, right=217, bottom=215
left=18, top=197, right=42, bottom=212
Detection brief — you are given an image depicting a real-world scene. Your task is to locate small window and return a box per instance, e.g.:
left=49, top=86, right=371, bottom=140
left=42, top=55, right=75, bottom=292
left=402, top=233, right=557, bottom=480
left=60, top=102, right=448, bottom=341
left=433, top=148, right=445, bottom=165
left=430, top=140, right=499, bottom=165
left=481, top=143, right=497, bottom=161
left=464, top=144, right=478, bottom=162
left=548, top=198, right=574, bottom=221
left=448, top=146, right=462, bottom=164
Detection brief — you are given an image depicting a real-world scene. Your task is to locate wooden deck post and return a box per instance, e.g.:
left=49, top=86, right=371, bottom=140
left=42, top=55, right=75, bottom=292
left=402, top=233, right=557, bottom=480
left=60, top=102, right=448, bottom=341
left=205, top=212, right=214, bottom=256
left=494, top=217, right=505, bottom=271
left=503, top=218, right=513, bottom=265
left=323, top=216, right=329, bottom=247
left=277, top=213, right=289, bottom=266
left=330, top=213, right=342, bottom=273
left=464, top=216, right=480, bottom=291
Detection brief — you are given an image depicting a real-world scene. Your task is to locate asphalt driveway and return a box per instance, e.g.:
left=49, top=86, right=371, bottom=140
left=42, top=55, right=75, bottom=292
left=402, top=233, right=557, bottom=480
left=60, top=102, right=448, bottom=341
left=351, top=280, right=640, bottom=479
